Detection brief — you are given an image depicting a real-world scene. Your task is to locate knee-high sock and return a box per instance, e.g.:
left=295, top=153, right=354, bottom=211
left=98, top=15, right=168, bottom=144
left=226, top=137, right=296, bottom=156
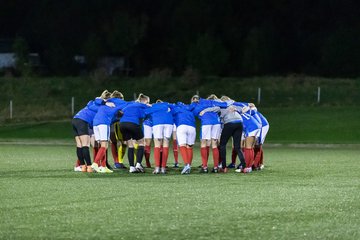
left=118, top=144, right=126, bottom=164
left=187, top=147, right=193, bottom=165
left=77, top=147, right=85, bottom=165
left=244, top=148, right=254, bottom=168
left=231, top=147, right=237, bottom=164
left=179, top=146, right=188, bottom=165
left=154, top=147, right=161, bottom=167
left=201, top=147, right=208, bottom=168
left=145, top=145, right=151, bottom=166
left=260, top=146, right=264, bottom=165
left=111, top=142, right=119, bottom=163
left=206, top=146, right=210, bottom=160
left=82, top=147, right=92, bottom=166
left=253, top=145, right=261, bottom=168
left=212, top=147, right=219, bottom=168
left=93, top=146, right=99, bottom=163
left=94, top=147, right=106, bottom=165
left=173, top=140, right=178, bottom=163
left=161, top=147, right=169, bottom=168
left=136, top=146, right=144, bottom=164
left=128, top=147, right=134, bottom=167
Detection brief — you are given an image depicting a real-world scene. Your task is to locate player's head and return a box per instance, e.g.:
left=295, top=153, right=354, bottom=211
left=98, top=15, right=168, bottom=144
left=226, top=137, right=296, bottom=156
left=156, top=99, right=163, bottom=103
left=137, top=93, right=150, bottom=104
left=207, top=94, right=218, bottom=100
left=110, top=90, right=124, bottom=99
left=191, top=95, right=200, bottom=103
left=100, top=90, right=111, bottom=100
left=220, top=95, right=231, bottom=101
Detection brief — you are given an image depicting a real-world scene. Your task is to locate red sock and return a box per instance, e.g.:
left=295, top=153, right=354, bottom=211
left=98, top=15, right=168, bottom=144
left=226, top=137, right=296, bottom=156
left=253, top=146, right=261, bottom=168
left=154, top=147, right=161, bottom=167
left=93, top=147, right=99, bottom=162
left=179, top=146, right=188, bottom=165
left=244, top=148, right=254, bottom=168
left=231, top=147, right=237, bottom=164
left=206, top=146, right=210, bottom=160
left=75, top=159, right=80, bottom=167
left=212, top=147, right=219, bottom=168
left=145, top=145, right=151, bottom=167
left=94, top=147, right=106, bottom=165
left=161, top=147, right=169, bottom=168
left=201, top=147, right=208, bottom=168
left=173, top=140, right=178, bottom=163
left=187, top=147, right=193, bottom=165
left=111, top=143, right=119, bottom=163
left=159, top=146, right=163, bottom=167
left=260, top=146, right=264, bottom=165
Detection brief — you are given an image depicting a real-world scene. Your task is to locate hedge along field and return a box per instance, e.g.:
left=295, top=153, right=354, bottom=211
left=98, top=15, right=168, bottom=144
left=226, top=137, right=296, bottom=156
left=0, top=76, right=360, bottom=122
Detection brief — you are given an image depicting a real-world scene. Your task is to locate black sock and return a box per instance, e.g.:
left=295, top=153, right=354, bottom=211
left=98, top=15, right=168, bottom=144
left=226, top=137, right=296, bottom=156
left=136, top=146, right=144, bottom=164
left=128, top=148, right=134, bottom=167
left=77, top=147, right=85, bottom=165
left=82, top=147, right=92, bottom=166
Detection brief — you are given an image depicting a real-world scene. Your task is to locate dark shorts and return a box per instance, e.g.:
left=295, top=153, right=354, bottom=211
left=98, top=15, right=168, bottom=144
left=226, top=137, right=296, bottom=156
left=119, top=122, right=144, bottom=141
left=72, top=118, right=89, bottom=137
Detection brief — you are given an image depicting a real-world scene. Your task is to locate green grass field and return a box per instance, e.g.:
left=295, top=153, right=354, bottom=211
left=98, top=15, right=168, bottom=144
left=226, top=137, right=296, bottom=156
left=1, top=144, right=359, bottom=239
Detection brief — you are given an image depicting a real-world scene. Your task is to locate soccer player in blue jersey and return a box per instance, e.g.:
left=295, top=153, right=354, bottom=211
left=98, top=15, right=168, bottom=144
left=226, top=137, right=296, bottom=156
left=72, top=90, right=111, bottom=172
left=253, top=111, right=269, bottom=170
left=145, top=100, right=174, bottom=174
left=170, top=102, right=197, bottom=174
left=119, top=94, right=150, bottom=173
left=190, top=94, right=227, bottom=173
left=91, top=92, right=128, bottom=173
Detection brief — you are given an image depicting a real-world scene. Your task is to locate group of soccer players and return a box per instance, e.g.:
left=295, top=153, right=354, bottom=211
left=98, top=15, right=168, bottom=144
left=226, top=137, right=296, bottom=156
left=71, top=90, right=269, bottom=174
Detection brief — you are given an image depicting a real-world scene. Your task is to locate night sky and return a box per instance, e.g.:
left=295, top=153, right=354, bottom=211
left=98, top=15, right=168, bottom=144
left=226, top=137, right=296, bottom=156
left=1, top=0, right=360, bottom=76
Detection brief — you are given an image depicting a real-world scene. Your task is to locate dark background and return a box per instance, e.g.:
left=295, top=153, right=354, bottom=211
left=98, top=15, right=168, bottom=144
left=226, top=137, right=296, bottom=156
left=1, top=0, right=360, bottom=77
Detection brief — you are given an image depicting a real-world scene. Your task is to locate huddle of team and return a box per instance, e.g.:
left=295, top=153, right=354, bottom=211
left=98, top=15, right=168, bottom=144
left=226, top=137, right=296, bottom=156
left=71, top=90, right=269, bottom=174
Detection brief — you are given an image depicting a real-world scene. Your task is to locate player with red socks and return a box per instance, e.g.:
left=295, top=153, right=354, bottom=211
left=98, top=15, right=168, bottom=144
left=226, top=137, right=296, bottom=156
left=170, top=102, right=196, bottom=174
left=253, top=111, right=269, bottom=170
left=145, top=100, right=174, bottom=174
left=190, top=94, right=227, bottom=173
left=172, top=125, right=179, bottom=167
left=91, top=91, right=128, bottom=173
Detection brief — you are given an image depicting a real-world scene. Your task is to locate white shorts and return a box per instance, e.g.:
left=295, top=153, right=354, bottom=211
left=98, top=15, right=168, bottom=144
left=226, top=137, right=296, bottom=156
left=173, top=124, right=177, bottom=131
left=143, top=125, right=153, bottom=139
left=260, top=125, right=269, bottom=144
left=153, top=124, right=173, bottom=139
left=176, top=125, right=196, bottom=146
left=244, top=128, right=260, bottom=138
left=201, top=124, right=221, bottom=140
left=94, top=124, right=110, bottom=141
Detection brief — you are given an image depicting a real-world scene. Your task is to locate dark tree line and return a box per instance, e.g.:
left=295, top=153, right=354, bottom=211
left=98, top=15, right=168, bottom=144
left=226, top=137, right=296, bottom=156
left=1, top=0, right=360, bottom=77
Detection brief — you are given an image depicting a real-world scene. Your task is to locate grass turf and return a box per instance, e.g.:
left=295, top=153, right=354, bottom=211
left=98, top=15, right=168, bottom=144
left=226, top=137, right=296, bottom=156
left=1, top=144, right=359, bottom=239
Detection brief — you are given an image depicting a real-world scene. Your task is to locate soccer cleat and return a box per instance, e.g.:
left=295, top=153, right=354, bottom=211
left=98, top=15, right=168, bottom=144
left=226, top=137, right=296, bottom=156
left=86, top=166, right=93, bottom=173
left=81, top=165, right=87, bottom=172
left=181, top=164, right=191, bottom=174
left=153, top=167, right=160, bottom=174
left=211, top=168, right=218, bottom=173
left=219, top=167, right=228, bottom=173
left=91, top=163, right=100, bottom=173
left=198, top=165, right=202, bottom=168
left=129, top=166, right=138, bottom=173
left=114, top=162, right=127, bottom=169
left=160, top=167, right=166, bottom=174
left=103, top=167, right=113, bottom=173
left=244, top=167, right=252, bottom=173
left=74, top=166, right=82, bottom=172
left=260, top=164, right=265, bottom=170
left=227, top=163, right=235, bottom=168
left=173, top=163, right=179, bottom=168
left=200, top=167, right=208, bottom=173
left=135, top=163, right=145, bottom=173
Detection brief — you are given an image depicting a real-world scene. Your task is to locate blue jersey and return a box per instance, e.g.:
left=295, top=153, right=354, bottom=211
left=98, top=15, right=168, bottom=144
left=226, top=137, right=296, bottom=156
left=120, top=102, right=149, bottom=125
left=143, top=118, right=152, bottom=127
left=145, top=102, right=174, bottom=126
left=170, top=103, right=196, bottom=127
left=73, top=98, right=104, bottom=127
left=93, top=98, right=128, bottom=126
left=257, top=112, right=269, bottom=127
left=192, top=99, right=228, bottom=125
left=233, top=102, right=261, bottom=134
